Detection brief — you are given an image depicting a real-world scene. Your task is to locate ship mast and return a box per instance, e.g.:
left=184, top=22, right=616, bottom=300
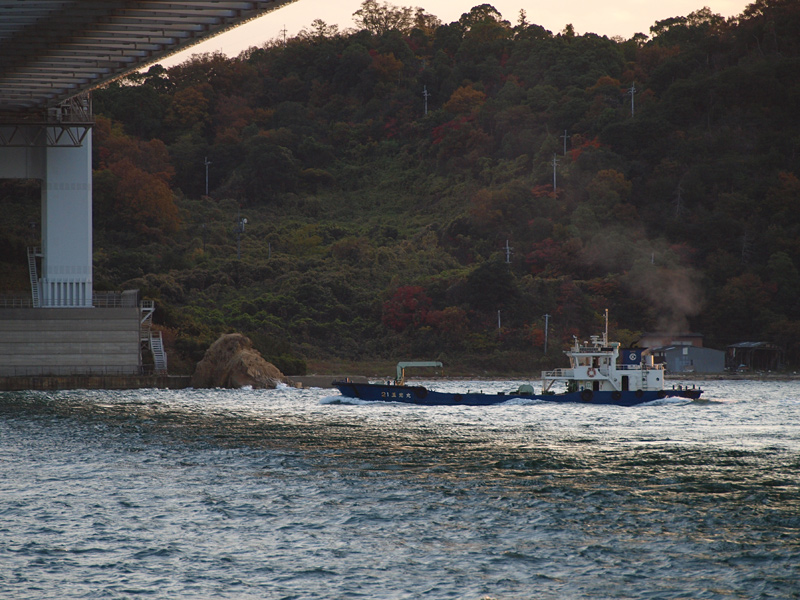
left=604, top=309, right=608, bottom=346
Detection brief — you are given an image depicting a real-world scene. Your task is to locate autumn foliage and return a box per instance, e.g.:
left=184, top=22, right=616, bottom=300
left=382, top=286, right=432, bottom=332
left=5, top=0, right=791, bottom=373
left=93, top=116, right=180, bottom=235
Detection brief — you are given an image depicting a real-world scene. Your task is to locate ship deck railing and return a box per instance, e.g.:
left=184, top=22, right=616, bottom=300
left=543, top=364, right=664, bottom=379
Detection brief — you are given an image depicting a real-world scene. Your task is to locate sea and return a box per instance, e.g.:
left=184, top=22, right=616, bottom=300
left=1, top=379, right=798, bottom=600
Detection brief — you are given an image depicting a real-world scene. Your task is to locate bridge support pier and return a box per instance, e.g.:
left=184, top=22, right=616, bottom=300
left=40, top=136, right=93, bottom=307
left=0, top=121, right=93, bottom=307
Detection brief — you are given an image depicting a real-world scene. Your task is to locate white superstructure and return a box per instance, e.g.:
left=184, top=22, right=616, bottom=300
left=541, top=334, right=665, bottom=396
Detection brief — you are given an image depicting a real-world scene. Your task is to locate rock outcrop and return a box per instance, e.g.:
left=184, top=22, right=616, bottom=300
left=191, top=333, right=289, bottom=389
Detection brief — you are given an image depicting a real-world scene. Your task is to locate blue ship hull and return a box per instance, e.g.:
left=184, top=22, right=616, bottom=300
left=333, top=381, right=702, bottom=407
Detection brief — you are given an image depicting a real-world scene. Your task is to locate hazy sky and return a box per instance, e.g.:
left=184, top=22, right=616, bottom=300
left=162, top=0, right=753, bottom=66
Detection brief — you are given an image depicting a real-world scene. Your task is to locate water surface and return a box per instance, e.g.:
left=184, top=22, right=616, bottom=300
left=1, top=380, right=798, bottom=599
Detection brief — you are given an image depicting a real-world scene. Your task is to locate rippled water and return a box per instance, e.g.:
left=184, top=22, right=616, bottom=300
left=1, top=379, right=799, bottom=599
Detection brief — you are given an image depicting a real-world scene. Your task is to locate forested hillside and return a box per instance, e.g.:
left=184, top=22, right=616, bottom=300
left=3, top=0, right=800, bottom=374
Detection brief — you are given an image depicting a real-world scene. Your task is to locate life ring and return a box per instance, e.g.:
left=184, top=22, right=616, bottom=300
left=612, top=391, right=622, bottom=401
left=587, top=368, right=596, bottom=377
left=580, top=389, right=593, bottom=402
left=635, top=390, right=644, bottom=398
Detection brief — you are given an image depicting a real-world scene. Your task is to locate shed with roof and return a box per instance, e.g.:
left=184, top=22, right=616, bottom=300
left=726, top=342, right=783, bottom=372
left=651, top=346, right=725, bottom=374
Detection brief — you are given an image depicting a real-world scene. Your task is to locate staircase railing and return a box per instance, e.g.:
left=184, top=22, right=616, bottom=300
left=139, top=299, right=167, bottom=374
left=140, top=299, right=154, bottom=341
left=27, top=246, right=41, bottom=307
left=149, top=331, right=168, bottom=374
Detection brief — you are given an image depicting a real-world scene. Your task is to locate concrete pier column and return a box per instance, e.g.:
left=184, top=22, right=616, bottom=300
left=40, top=132, right=93, bottom=307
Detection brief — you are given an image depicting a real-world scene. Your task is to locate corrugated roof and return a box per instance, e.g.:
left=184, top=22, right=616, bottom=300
left=727, top=342, right=778, bottom=349
left=0, top=0, right=297, bottom=117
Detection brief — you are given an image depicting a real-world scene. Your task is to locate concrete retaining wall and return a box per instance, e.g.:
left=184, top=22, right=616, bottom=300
left=0, top=307, right=141, bottom=376
left=0, top=375, right=191, bottom=391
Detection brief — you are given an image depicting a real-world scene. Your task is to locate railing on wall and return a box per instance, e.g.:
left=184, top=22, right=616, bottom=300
left=0, top=365, right=154, bottom=377
left=93, top=291, right=139, bottom=308
left=0, top=291, right=139, bottom=308
left=0, top=294, right=33, bottom=308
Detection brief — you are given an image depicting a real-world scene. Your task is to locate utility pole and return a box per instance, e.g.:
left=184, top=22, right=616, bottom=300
left=422, top=85, right=430, bottom=116
left=560, top=129, right=570, bottom=155
left=552, top=153, right=559, bottom=193
left=235, top=212, right=247, bottom=260
left=504, top=239, right=513, bottom=264
left=204, top=156, right=211, bottom=196
left=281, top=25, right=287, bottom=47
left=628, top=82, right=636, bottom=117
left=497, top=310, right=502, bottom=336
left=543, top=313, right=550, bottom=354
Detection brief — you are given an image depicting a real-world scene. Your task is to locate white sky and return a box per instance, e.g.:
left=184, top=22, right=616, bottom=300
left=161, top=0, right=753, bottom=66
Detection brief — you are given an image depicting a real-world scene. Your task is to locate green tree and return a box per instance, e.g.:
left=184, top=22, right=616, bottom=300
left=353, top=0, right=415, bottom=36
left=241, top=136, right=300, bottom=201
left=766, top=252, right=800, bottom=318
left=465, top=260, right=518, bottom=312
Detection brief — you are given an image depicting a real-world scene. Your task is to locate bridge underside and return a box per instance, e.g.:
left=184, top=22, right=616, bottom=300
left=0, top=0, right=298, bottom=116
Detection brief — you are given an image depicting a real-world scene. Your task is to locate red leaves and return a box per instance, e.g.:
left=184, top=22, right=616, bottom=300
left=93, top=115, right=179, bottom=234
left=382, top=286, right=432, bottom=332
left=570, top=136, right=602, bottom=161
left=431, top=115, right=472, bottom=145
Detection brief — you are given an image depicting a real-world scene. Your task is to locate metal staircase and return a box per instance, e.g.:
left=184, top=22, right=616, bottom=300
left=27, top=246, right=41, bottom=307
left=149, top=331, right=168, bottom=374
left=140, top=299, right=167, bottom=374
left=140, top=299, right=154, bottom=338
